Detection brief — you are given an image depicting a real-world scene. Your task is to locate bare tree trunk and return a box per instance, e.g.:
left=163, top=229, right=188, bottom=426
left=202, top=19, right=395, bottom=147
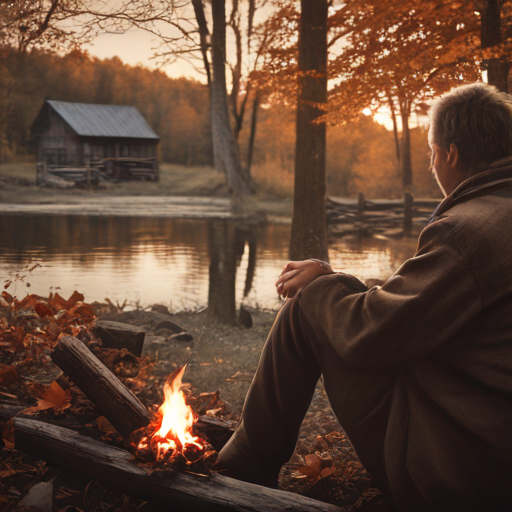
left=400, top=101, right=413, bottom=234
left=387, top=91, right=400, bottom=171
left=481, top=0, right=509, bottom=92
left=246, top=91, right=260, bottom=175
left=210, top=0, right=251, bottom=210
left=289, top=0, right=328, bottom=261
left=191, top=0, right=212, bottom=88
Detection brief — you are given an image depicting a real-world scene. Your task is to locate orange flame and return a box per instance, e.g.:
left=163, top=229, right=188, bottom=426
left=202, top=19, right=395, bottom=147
left=137, top=364, right=204, bottom=461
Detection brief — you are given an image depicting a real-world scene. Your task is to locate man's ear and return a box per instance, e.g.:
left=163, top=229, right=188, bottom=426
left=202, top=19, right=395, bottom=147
left=447, top=143, right=459, bottom=168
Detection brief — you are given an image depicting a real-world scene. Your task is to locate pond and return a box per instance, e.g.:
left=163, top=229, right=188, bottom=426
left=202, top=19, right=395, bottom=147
left=0, top=214, right=419, bottom=311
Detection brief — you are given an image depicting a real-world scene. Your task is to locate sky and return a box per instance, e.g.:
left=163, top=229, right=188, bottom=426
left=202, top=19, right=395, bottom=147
left=85, top=28, right=205, bottom=82
left=85, top=26, right=433, bottom=132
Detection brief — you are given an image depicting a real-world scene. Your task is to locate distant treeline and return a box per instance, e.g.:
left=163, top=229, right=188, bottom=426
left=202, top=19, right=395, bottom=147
left=0, top=48, right=213, bottom=166
left=0, top=48, right=440, bottom=199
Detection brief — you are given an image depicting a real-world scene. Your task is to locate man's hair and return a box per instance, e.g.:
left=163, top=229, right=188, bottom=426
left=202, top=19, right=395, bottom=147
left=429, top=82, right=512, bottom=170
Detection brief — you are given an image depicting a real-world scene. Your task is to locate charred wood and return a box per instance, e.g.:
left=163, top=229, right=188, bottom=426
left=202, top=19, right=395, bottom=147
left=51, top=335, right=151, bottom=438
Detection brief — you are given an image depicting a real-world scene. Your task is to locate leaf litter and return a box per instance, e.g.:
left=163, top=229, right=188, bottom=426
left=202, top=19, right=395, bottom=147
left=0, top=277, right=385, bottom=511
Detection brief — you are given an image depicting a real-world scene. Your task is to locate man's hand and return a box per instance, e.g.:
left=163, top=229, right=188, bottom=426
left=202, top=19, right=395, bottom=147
left=276, top=259, right=334, bottom=299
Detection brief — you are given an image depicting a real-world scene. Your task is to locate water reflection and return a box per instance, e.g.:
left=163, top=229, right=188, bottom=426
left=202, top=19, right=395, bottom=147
left=0, top=215, right=419, bottom=310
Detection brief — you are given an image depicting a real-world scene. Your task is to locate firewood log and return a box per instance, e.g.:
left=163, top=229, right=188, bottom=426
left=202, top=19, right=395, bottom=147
left=93, top=320, right=146, bottom=356
left=51, top=335, right=151, bottom=438
left=14, top=418, right=344, bottom=512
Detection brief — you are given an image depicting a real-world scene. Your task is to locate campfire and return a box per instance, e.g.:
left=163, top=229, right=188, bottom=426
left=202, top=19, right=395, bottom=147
left=133, top=364, right=207, bottom=464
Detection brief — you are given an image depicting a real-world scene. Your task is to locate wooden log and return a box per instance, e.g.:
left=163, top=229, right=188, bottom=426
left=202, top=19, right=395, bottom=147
left=0, top=402, right=25, bottom=422
left=51, top=335, right=150, bottom=438
left=14, top=418, right=344, bottom=512
left=93, top=320, right=146, bottom=356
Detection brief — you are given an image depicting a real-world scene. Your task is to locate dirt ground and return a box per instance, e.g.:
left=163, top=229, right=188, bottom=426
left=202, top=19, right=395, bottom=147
left=94, top=304, right=389, bottom=511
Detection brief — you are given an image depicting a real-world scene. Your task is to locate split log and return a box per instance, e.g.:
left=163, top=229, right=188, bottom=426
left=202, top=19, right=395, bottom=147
left=51, top=335, right=150, bottom=438
left=94, top=320, right=146, bottom=356
left=14, top=418, right=344, bottom=512
left=0, top=402, right=25, bottom=422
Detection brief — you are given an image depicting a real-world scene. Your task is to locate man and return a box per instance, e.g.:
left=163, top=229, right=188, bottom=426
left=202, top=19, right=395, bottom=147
left=217, top=83, right=512, bottom=511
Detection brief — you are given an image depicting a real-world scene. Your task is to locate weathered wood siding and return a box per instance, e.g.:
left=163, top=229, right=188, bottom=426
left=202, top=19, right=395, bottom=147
left=37, top=109, right=81, bottom=166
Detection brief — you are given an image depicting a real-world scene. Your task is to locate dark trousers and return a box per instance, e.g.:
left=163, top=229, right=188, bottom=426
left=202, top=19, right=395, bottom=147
left=239, top=293, right=397, bottom=495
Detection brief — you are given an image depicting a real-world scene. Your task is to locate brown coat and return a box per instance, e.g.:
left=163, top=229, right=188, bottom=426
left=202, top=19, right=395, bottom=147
left=300, top=163, right=512, bottom=511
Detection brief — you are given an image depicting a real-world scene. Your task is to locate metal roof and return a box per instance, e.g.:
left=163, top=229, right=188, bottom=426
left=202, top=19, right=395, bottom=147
left=46, top=100, right=159, bottom=140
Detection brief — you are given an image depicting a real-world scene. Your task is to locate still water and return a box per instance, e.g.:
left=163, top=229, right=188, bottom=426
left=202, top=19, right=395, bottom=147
left=0, top=215, right=419, bottom=311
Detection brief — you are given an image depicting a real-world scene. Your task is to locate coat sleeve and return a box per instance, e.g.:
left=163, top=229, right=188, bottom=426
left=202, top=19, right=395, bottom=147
left=298, top=220, right=483, bottom=371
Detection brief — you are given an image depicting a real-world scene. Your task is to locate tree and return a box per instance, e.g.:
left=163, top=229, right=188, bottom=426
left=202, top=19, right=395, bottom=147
left=289, top=0, right=329, bottom=260
left=68, top=0, right=268, bottom=210
left=0, top=0, right=92, bottom=53
left=210, top=0, right=252, bottom=209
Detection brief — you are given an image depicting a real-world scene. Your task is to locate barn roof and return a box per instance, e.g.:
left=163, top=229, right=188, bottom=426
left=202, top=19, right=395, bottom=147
left=42, top=100, right=159, bottom=140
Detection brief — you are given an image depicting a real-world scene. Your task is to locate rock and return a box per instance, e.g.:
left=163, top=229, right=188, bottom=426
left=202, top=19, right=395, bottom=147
left=238, top=305, right=253, bottom=328
left=154, top=319, right=185, bottom=334
left=150, top=304, right=170, bottom=315
left=18, top=482, right=53, bottom=512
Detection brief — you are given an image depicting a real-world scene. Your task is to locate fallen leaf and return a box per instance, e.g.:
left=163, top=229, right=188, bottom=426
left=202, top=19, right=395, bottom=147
left=0, top=461, right=15, bottom=478
left=319, top=467, right=333, bottom=478
left=49, top=292, right=69, bottom=310
left=97, top=416, right=118, bottom=434
left=305, top=453, right=322, bottom=472
left=35, top=303, right=53, bottom=318
left=0, top=365, right=19, bottom=387
left=25, top=381, right=71, bottom=414
left=70, top=302, right=95, bottom=319
left=2, top=420, right=15, bottom=449
left=226, top=371, right=254, bottom=382
left=296, top=465, right=319, bottom=479
left=66, top=291, right=85, bottom=309
left=1, top=291, right=13, bottom=304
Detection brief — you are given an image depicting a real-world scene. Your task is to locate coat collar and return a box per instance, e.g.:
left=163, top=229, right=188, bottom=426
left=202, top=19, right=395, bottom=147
left=429, top=157, right=512, bottom=223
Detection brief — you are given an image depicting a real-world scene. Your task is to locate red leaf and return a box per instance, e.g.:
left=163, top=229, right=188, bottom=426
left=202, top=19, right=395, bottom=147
left=1, top=291, right=13, bottom=304
left=35, top=303, right=53, bottom=319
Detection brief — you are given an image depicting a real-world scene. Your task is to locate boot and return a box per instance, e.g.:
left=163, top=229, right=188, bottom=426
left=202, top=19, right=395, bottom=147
left=215, top=420, right=280, bottom=488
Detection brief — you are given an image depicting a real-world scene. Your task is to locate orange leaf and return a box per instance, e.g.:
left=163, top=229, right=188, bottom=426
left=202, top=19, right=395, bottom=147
left=49, top=292, right=69, bottom=311
left=305, top=453, right=322, bottom=472
left=0, top=365, right=19, bottom=387
left=296, top=465, right=320, bottom=480
left=96, top=416, right=118, bottom=434
left=1, top=291, right=13, bottom=304
left=15, top=294, right=39, bottom=310
left=67, top=291, right=85, bottom=309
left=25, top=381, right=71, bottom=414
left=70, top=302, right=95, bottom=319
left=319, top=467, right=333, bottom=479
left=2, top=420, right=15, bottom=449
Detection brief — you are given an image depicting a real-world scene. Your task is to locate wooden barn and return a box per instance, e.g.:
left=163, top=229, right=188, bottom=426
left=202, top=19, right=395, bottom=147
left=31, top=100, right=160, bottom=182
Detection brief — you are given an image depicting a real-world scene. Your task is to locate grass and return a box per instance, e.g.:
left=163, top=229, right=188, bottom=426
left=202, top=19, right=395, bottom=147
left=0, top=161, right=294, bottom=221
left=0, top=160, right=229, bottom=198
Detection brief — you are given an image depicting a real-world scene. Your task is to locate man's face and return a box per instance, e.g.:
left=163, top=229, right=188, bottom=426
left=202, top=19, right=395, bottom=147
left=429, top=132, right=466, bottom=197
